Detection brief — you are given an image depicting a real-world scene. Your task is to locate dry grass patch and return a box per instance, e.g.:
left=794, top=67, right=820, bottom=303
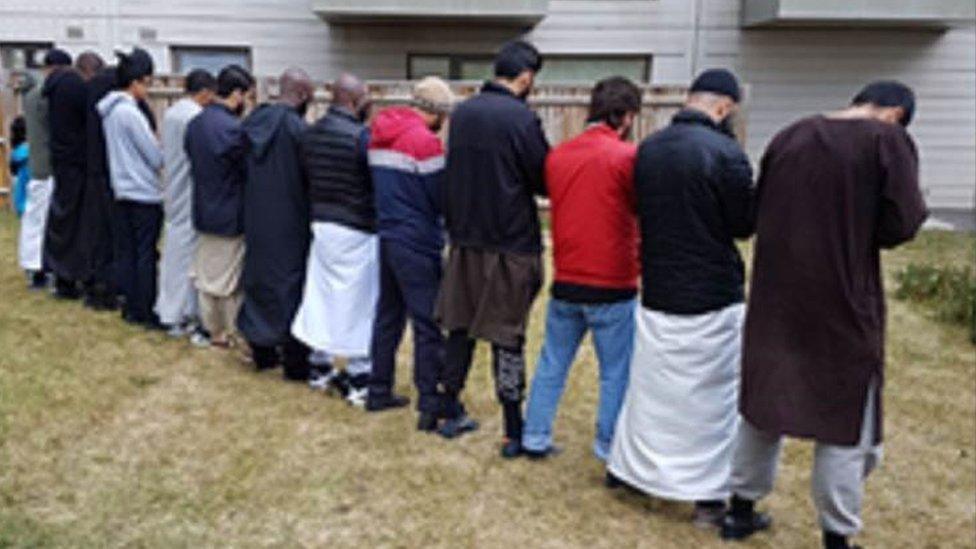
left=0, top=212, right=973, bottom=548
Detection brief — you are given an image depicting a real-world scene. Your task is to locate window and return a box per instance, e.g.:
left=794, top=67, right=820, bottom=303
left=408, top=53, right=651, bottom=83
left=171, top=46, right=251, bottom=75
left=1, top=42, right=53, bottom=71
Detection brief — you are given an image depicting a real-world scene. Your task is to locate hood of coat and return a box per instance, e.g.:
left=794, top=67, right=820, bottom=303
left=369, top=106, right=427, bottom=150
left=97, top=90, right=134, bottom=119
left=243, top=103, right=298, bottom=161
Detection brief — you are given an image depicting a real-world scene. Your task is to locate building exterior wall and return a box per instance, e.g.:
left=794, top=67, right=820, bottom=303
left=1, top=0, right=973, bottom=212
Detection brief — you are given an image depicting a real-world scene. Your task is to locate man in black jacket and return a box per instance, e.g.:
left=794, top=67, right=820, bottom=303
left=435, top=41, right=549, bottom=456
left=185, top=65, right=255, bottom=349
left=291, top=73, right=377, bottom=407
left=606, top=69, right=755, bottom=528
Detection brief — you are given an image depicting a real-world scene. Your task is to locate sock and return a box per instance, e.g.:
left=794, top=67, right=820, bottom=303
left=695, top=500, right=725, bottom=510
left=349, top=373, right=370, bottom=390
left=730, top=494, right=755, bottom=519
left=502, top=401, right=523, bottom=441
left=823, top=531, right=850, bottom=549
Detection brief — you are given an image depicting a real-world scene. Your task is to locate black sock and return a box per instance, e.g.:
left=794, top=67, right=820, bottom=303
left=349, top=373, right=370, bottom=390
left=696, top=500, right=725, bottom=510
left=823, top=531, right=849, bottom=549
left=502, top=401, right=523, bottom=441
left=730, top=494, right=755, bottom=519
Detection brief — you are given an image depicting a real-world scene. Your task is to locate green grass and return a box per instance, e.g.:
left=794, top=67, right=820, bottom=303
left=0, top=211, right=973, bottom=548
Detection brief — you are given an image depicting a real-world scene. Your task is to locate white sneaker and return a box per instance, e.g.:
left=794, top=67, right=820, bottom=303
left=309, top=368, right=338, bottom=392
left=189, top=331, right=211, bottom=348
left=346, top=387, right=368, bottom=408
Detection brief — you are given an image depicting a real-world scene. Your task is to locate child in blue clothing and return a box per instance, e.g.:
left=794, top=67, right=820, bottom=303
left=8, top=116, right=29, bottom=217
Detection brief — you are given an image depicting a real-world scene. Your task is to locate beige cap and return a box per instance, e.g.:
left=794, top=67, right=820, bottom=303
left=411, top=76, right=456, bottom=115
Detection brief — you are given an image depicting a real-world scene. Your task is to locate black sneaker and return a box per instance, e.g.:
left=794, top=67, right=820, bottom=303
left=720, top=511, right=773, bottom=541
left=366, top=393, right=410, bottom=412
left=417, top=412, right=439, bottom=432
left=438, top=414, right=479, bottom=439
left=605, top=471, right=626, bottom=489
left=500, top=438, right=523, bottom=459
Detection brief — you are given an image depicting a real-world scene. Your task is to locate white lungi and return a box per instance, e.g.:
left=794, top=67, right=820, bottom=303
left=608, top=303, right=745, bottom=502
left=292, top=221, right=379, bottom=357
left=17, top=177, right=54, bottom=271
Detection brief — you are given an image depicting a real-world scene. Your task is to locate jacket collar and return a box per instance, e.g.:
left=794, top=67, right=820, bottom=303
left=672, top=108, right=721, bottom=131
left=481, top=80, right=522, bottom=101
left=210, top=102, right=238, bottom=118
left=328, top=104, right=362, bottom=123
left=583, top=123, right=623, bottom=141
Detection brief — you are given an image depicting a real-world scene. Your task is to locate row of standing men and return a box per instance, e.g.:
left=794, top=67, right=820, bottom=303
left=15, top=41, right=928, bottom=549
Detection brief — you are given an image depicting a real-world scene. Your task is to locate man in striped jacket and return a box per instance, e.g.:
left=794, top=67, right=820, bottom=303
left=365, top=77, right=455, bottom=430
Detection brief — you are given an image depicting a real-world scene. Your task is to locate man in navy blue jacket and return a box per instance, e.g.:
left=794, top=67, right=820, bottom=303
left=184, top=65, right=255, bottom=349
left=366, top=77, right=455, bottom=426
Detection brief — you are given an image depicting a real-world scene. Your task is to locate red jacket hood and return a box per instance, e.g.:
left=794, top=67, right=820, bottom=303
left=370, top=106, right=427, bottom=150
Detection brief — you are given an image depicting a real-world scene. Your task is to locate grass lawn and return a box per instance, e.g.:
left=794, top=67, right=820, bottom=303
left=0, top=210, right=973, bottom=548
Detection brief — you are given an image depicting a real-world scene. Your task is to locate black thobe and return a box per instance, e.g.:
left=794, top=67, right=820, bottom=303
left=741, top=116, right=928, bottom=446
left=43, top=68, right=90, bottom=282
left=236, top=103, right=311, bottom=346
left=79, top=67, right=118, bottom=292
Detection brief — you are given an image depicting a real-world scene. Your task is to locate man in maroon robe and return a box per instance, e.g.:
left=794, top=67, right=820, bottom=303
left=720, top=81, right=928, bottom=549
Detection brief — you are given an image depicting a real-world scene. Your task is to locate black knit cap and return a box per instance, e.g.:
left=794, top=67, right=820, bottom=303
left=43, top=48, right=72, bottom=67
left=690, top=68, right=741, bottom=103
left=116, top=47, right=155, bottom=87
left=494, top=40, right=543, bottom=79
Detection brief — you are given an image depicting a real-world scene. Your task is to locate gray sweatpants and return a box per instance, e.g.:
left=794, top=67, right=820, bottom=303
left=729, top=381, right=883, bottom=536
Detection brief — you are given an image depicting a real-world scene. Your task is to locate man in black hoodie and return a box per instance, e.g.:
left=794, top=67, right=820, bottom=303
left=238, top=68, right=314, bottom=380
left=43, top=50, right=104, bottom=299
left=435, top=41, right=549, bottom=457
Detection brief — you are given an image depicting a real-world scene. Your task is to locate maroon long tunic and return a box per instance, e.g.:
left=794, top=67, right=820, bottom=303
left=741, top=116, right=928, bottom=446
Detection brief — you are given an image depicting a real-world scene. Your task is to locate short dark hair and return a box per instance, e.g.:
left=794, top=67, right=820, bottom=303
left=43, top=49, right=72, bottom=68
left=852, top=80, right=916, bottom=127
left=10, top=115, right=26, bottom=147
left=115, top=48, right=154, bottom=88
left=185, top=69, right=216, bottom=94
left=494, top=41, right=543, bottom=79
left=217, top=65, right=255, bottom=98
left=587, top=76, right=642, bottom=129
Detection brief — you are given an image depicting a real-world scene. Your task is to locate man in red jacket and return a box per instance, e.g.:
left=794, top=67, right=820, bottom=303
left=521, top=77, right=642, bottom=460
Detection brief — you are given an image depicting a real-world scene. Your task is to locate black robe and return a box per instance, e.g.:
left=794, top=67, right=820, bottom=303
left=741, top=116, right=928, bottom=446
left=43, top=68, right=90, bottom=282
left=236, top=103, right=311, bottom=346
left=79, top=67, right=119, bottom=291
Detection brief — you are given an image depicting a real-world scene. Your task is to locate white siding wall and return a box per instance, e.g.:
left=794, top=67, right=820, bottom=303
left=1, top=0, right=973, bottom=210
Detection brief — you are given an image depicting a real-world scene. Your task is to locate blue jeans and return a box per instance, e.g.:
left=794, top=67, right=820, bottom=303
left=522, top=297, right=636, bottom=460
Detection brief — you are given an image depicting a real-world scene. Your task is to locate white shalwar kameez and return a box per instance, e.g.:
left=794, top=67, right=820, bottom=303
left=608, top=302, right=745, bottom=502
left=155, top=98, right=202, bottom=326
left=292, top=221, right=379, bottom=371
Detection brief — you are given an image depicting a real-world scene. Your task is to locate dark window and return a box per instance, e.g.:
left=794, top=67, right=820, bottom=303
left=172, top=46, right=252, bottom=75
left=1, top=42, right=54, bottom=71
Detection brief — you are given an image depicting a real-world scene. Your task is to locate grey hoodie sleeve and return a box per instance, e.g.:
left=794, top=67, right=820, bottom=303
left=124, top=106, right=164, bottom=173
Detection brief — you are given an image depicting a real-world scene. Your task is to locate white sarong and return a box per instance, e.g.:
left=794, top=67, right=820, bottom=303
left=608, top=303, right=745, bottom=502
left=17, top=177, right=53, bottom=271
left=291, top=222, right=379, bottom=357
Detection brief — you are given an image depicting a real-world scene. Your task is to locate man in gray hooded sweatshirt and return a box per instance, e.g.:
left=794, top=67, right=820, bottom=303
left=97, top=48, right=164, bottom=328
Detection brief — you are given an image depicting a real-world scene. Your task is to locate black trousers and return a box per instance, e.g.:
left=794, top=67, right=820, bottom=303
left=250, top=336, right=311, bottom=380
left=443, top=330, right=527, bottom=438
left=369, top=240, right=444, bottom=414
left=115, top=200, right=162, bottom=324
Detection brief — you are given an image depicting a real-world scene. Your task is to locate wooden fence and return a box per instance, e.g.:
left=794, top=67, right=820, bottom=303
left=143, top=76, right=692, bottom=145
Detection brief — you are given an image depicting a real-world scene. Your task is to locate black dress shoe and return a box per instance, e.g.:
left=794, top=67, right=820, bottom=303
left=523, top=445, right=562, bottom=460
left=500, top=439, right=523, bottom=459
left=720, top=511, right=773, bottom=541
left=605, top=471, right=626, bottom=489
left=438, top=414, right=479, bottom=439
left=366, top=393, right=411, bottom=412
left=417, top=412, right=439, bottom=432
